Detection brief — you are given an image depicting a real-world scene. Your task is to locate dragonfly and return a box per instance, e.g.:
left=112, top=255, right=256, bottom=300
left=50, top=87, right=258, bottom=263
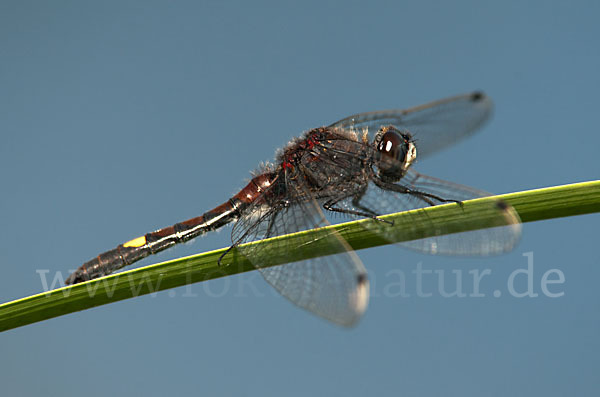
left=65, top=92, right=521, bottom=326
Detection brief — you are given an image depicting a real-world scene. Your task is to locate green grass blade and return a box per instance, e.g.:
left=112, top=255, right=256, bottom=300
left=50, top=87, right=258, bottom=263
left=1, top=180, right=599, bottom=332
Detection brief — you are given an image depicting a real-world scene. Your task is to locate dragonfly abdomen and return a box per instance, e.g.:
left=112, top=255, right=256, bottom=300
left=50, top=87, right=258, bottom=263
left=64, top=202, right=240, bottom=285
left=65, top=172, right=279, bottom=285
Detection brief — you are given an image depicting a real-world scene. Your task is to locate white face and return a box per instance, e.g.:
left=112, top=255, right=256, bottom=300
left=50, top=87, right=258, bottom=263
left=403, top=142, right=417, bottom=170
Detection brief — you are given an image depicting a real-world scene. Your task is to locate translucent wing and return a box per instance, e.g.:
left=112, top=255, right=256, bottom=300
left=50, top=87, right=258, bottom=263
left=231, top=181, right=369, bottom=327
left=328, top=92, right=492, bottom=158
left=341, top=169, right=521, bottom=255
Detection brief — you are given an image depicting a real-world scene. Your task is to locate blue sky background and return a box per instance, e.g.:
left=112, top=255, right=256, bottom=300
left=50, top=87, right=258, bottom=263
left=1, top=1, right=599, bottom=396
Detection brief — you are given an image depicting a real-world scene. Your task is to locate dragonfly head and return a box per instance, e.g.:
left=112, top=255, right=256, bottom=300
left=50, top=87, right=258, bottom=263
left=374, top=126, right=417, bottom=181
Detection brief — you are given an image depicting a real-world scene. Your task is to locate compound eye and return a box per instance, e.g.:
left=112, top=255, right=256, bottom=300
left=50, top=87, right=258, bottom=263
left=375, top=128, right=416, bottom=181
left=377, top=129, right=408, bottom=162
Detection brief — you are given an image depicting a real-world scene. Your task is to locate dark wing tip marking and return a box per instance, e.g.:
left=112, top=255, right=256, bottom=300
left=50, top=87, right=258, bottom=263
left=470, top=91, right=485, bottom=102
left=495, top=199, right=509, bottom=211
left=356, top=273, right=368, bottom=285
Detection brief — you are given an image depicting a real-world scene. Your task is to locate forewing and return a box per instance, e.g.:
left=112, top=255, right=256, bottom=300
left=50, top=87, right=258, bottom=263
left=231, top=183, right=369, bottom=327
left=328, top=92, right=492, bottom=158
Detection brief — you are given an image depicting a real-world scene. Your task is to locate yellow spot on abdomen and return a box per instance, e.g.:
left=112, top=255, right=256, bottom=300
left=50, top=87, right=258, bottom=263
left=123, top=235, right=146, bottom=248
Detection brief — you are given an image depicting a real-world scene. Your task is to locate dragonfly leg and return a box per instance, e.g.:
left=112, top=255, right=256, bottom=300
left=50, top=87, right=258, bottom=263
left=350, top=189, right=379, bottom=217
left=373, top=178, right=462, bottom=207
left=217, top=245, right=234, bottom=266
left=323, top=195, right=393, bottom=225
